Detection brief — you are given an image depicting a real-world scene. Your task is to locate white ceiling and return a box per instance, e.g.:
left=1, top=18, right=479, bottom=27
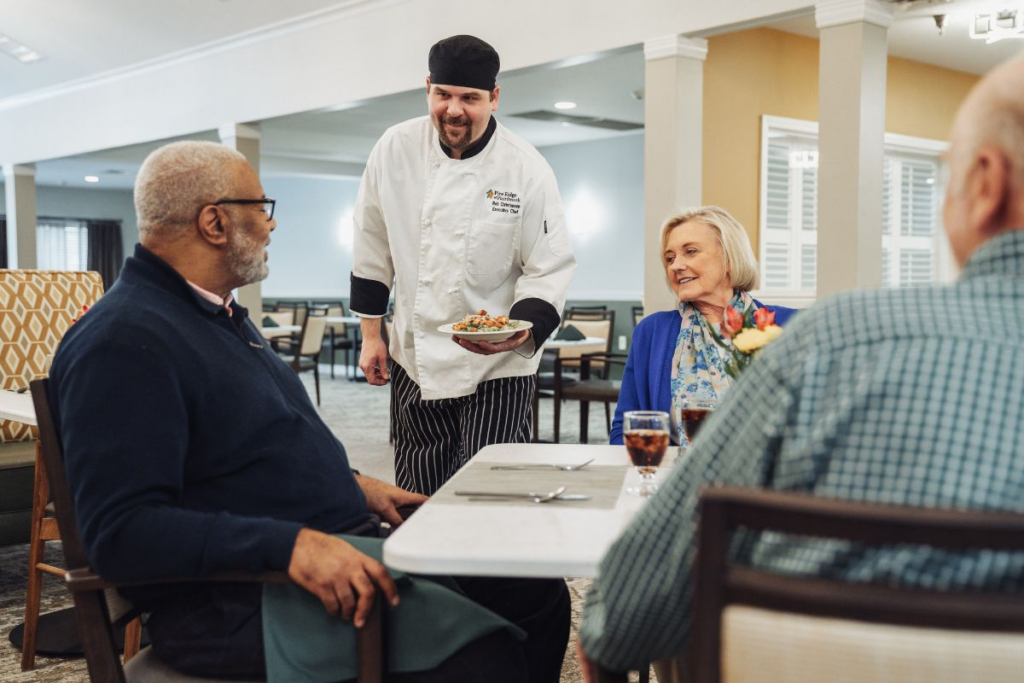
left=0, top=0, right=371, bottom=100
left=2, top=0, right=1022, bottom=191
left=773, top=0, right=1024, bottom=75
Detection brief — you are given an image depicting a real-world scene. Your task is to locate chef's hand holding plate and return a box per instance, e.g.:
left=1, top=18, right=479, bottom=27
left=453, top=329, right=531, bottom=355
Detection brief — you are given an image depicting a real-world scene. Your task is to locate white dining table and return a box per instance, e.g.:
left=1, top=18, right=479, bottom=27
left=383, top=443, right=659, bottom=578
left=0, top=389, right=36, bottom=426
left=324, top=316, right=362, bottom=326
left=261, top=324, right=301, bottom=340
left=544, top=336, right=605, bottom=350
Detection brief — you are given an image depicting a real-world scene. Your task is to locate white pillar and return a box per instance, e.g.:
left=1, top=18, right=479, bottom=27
left=815, top=0, right=893, bottom=297
left=3, top=164, right=38, bottom=269
left=218, top=123, right=264, bottom=316
left=643, top=36, right=708, bottom=314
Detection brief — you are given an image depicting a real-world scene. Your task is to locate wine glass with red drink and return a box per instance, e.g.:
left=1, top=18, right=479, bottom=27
left=623, top=410, right=670, bottom=497
left=679, top=395, right=720, bottom=452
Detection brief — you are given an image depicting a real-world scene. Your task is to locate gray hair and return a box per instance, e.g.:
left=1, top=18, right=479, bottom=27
left=660, top=206, right=760, bottom=292
left=135, top=141, right=248, bottom=237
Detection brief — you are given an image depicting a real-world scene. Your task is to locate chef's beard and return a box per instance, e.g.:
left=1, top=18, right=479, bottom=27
left=437, top=115, right=474, bottom=151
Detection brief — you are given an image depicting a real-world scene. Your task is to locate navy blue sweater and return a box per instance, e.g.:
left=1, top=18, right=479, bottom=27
left=49, top=245, right=369, bottom=608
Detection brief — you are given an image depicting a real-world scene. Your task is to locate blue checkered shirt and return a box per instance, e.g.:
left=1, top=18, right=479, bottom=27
left=580, top=231, right=1024, bottom=672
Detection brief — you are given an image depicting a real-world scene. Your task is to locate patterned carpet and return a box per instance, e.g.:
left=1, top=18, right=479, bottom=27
left=0, top=367, right=643, bottom=682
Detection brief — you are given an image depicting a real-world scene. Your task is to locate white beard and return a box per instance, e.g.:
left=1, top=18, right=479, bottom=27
left=227, top=227, right=269, bottom=286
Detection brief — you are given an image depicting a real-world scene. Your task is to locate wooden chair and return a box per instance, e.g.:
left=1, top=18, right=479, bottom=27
left=560, top=308, right=615, bottom=376
left=273, top=301, right=309, bottom=353
left=631, top=305, right=644, bottom=328
left=29, top=378, right=386, bottom=683
left=599, top=486, right=1024, bottom=683
left=313, top=301, right=357, bottom=379
left=262, top=310, right=293, bottom=327
left=280, top=314, right=328, bottom=405
left=0, top=269, right=117, bottom=671
left=553, top=352, right=626, bottom=444
left=537, top=309, right=616, bottom=442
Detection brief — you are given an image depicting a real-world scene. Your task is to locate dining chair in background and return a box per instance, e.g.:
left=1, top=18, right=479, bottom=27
left=552, top=351, right=626, bottom=444
left=632, top=305, right=645, bottom=328
left=273, top=301, right=309, bottom=354
left=29, top=378, right=387, bottom=683
left=312, top=301, right=357, bottom=379
left=545, top=309, right=617, bottom=442
left=279, top=314, right=328, bottom=406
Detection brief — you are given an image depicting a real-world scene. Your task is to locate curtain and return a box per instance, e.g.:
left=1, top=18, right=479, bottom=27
left=0, top=217, right=6, bottom=269
left=86, top=220, right=123, bottom=289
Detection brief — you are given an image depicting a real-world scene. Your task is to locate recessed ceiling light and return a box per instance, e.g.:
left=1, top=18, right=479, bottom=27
left=84, top=176, right=100, bottom=183
left=0, top=33, right=44, bottom=64
left=554, top=101, right=577, bottom=110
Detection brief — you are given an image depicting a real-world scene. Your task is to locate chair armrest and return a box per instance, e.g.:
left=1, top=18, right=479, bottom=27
left=64, top=567, right=291, bottom=593
left=579, top=352, right=628, bottom=380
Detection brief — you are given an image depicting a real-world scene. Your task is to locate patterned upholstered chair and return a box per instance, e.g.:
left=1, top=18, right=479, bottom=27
left=0, top=270, right=105, bottom=546
left=0, top=269, right=110, bottom=670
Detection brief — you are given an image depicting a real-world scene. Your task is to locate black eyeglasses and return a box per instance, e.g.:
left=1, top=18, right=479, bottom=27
left=213, top=198, right=276, bottom=221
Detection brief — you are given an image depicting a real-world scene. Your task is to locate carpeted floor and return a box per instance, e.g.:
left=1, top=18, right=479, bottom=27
left=0, top=367, right=645, bottom=682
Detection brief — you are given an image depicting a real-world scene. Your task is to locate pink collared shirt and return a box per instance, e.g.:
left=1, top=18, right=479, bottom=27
left=188, top=280, right=234, bottom=317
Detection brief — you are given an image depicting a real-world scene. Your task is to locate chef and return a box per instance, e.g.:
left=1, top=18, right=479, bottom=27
left=351, top=34, right=577, bottom=496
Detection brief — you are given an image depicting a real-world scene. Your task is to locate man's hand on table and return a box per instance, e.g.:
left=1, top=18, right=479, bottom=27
left=356, top=474, right=429, bottom=526
left=452, top=329, right=532, bottom=355
left=287, top=528, right=398, bottom=627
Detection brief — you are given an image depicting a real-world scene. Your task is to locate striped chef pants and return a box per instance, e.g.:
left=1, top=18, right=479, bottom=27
left=390, top=363, right=536, bottom=495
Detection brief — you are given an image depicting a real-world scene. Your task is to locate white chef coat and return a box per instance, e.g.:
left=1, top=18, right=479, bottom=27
left=351, top=116, right=576, bottom=400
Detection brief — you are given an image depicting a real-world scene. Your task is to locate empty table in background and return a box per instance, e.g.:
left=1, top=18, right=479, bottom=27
left=261, top=325, right=300, bottom=340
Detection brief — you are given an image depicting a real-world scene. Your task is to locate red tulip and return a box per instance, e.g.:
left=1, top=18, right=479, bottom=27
left=722, top=306, right=744, bottom=338
left=753, top=308, right=775, bottom=331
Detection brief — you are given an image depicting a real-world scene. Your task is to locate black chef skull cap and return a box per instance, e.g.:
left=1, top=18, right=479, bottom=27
left=428, top=35, right=499, bottom=92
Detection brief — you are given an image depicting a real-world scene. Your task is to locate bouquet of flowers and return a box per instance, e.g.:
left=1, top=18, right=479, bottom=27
left=709, top=306, right=783, bottom=379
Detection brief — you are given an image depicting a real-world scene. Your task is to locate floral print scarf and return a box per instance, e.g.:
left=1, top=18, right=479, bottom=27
left=669, top=290, right=757, bottom=437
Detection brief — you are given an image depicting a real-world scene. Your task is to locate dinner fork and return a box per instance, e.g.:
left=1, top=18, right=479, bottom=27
left=455, top=485, right=567, bottom=503
left=489, top=458, right=595, bottom=472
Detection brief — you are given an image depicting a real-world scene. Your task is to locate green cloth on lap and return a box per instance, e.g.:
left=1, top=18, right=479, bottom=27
left=262, top=535, right=524, bottom=683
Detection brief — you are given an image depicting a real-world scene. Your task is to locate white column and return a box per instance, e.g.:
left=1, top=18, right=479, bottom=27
left=815, top=0, right=893, bottom=297
left=218, top=123, right=264, bottom=316
left=643, top=36, right=708, bottom=314
left=3, top=164, right=38, bottom=269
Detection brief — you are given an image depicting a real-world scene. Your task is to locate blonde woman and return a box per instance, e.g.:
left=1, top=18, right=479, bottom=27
left=610, top=206, right=798, bottom=444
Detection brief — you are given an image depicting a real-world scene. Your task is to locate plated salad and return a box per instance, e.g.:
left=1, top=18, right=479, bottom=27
left=451, top=310, right=521, bottom=333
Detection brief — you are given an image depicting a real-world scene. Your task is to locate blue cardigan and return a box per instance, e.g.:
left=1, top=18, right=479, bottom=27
left=609, top=303, right=798, bottom=444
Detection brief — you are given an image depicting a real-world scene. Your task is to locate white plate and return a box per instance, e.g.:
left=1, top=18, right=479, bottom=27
left=438, top=320, right=533, bottom=342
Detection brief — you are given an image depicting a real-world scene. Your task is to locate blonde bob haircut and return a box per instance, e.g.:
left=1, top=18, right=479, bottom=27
left=659, top=206, right=760, bottom=293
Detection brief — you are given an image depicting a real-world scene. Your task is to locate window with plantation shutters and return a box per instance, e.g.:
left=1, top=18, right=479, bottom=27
left=757, top=116, right=952, bottom=306
left=760, top=127, right=818, bottom=295
left=37, top=219, right=89, bottom=270
left=882, top=154, right=943, bottom=288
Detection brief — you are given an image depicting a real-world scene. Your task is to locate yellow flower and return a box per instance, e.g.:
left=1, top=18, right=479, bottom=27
left=732, top=325, right=783, bottom=353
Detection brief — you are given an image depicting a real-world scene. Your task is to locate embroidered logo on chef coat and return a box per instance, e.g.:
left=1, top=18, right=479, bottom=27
left=485, top=188, right=521, bottom=215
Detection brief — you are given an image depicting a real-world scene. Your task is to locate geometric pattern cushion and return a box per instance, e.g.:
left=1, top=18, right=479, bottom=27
left=0, top=270, right=105, bottom=443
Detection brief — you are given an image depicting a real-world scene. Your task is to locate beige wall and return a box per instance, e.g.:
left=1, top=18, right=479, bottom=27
left=701, top=28, right=979, bottom=253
